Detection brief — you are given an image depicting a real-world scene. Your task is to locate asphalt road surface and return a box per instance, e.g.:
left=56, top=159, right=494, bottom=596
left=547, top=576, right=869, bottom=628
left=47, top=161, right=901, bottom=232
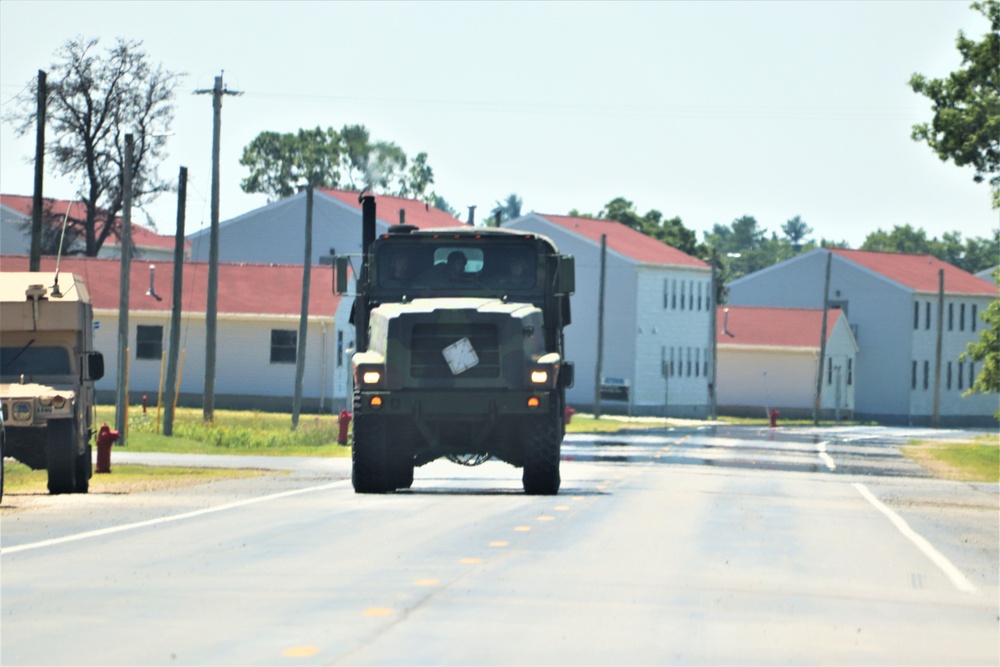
left=1, top=425, right=997, bottom=665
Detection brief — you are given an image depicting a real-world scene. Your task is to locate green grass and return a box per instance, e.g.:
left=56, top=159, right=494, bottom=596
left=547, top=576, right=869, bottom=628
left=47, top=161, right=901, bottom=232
left=92, top=405, right=351, bottom=457
left=3, top=460, right=270, bottom=495
left=902, top=435, right=1000, bottom=482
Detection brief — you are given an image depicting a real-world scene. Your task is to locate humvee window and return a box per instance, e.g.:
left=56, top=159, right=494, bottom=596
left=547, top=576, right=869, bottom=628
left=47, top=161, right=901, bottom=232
left=1, top=346, right=72, bottom=377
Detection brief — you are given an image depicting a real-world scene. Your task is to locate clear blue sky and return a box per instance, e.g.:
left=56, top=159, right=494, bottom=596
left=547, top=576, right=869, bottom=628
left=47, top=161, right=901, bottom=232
left=1, top=0, right=996, bottom=249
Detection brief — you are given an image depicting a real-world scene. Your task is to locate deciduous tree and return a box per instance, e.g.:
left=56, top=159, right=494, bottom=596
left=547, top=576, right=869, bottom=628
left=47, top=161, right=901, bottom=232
left=3, top=37, right=182, bottom=256
left=910, top=1, right=1000, bottom=208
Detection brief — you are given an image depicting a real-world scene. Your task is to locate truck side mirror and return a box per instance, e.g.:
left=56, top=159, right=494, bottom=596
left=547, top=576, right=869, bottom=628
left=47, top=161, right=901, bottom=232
left=335, top=256, right=350, bottom=295
left=556, top=255, right=575, bottom=295
left=88, top=352, right=105, bottom=381
left=560, top=361, right=575, bottom=388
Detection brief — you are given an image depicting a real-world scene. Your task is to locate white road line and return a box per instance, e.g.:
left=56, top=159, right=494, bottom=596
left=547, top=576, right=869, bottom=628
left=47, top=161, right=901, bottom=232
left=817, top=441, right=836, bottom=470
left=853, top=482, right=977, bottom=595
left=0, top=479, right=352, bottom=556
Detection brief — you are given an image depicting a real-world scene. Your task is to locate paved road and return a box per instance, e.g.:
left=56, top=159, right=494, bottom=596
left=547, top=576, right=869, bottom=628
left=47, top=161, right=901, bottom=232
left=1, top=426, right=997, bottom=665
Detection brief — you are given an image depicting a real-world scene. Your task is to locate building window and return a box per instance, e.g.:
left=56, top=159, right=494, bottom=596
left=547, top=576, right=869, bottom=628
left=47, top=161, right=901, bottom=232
left=663, top=280, right=669, bottom=309
left=697, top=282, right=703, bottom=311
left=946, top=362, right=953, bottom=390
left=136, top=325, right=163, bottom=360
left=672, top=281, right=677, bottom=309
left=270, top=329, right=297, bottom=364
left=923, top=360, right=929, bottom=390
left=911, top=361, right=917, bottom=390
left=948, top=303, right=953, bottom=331
left=960, top=303, right=966, bottom=331
left=705, top=282, right=712, bottom=310
left=337, top=330, right=344, bottom=367
left=971, top=304, right=978, bottom=332
left=689, top=281, right=694, bottom=310
left=679, top=281, right=685, bottom=310
left=703, top=347, right=709, bottom=377
left=847, top=358, right=853, bottom=385
left=925, top=302, right=931, bottom=330
left=913, top=302, right=919, bottom=330
left=970, top=362, right=976, bottom=387
left=669, top=347, right=675, bottom=377
left=827, top=357, right=833, bottom=384
left=686, top=348, right=692, bottom=377
left=957, top=362, right=964, bottom=390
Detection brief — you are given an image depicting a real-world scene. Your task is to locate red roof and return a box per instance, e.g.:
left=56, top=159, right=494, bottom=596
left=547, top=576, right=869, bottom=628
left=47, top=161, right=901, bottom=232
left=319, top=188, right=460, bottom=230
left=537, top=214, right=708, bottom=268
left=717, top=305, right=842, bottom=349
left=0, top=255, right=340, bottom=317
left=830, top=248, right=997, bottom=296
left=1, top=194, right=181, bottom=251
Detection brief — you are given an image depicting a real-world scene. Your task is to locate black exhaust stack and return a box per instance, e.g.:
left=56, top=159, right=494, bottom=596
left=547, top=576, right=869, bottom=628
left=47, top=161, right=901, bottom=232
left=356, top=193, right=377, bottom=352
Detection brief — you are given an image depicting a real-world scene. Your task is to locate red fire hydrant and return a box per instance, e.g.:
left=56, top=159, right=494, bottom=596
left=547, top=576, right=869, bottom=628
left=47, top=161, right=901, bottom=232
left=564, top=406, right=576, bottom=426
left=337, top=409, right=353, bottom=445
left=95, top=423, right=120, bottom=473
left=769, top=409, right=780, bottom=428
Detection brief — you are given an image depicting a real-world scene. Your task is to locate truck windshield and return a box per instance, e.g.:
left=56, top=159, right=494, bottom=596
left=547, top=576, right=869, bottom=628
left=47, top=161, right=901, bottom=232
left=1, top=346, right=72, bottom=377
left=376, top=242, right=538, bottom=292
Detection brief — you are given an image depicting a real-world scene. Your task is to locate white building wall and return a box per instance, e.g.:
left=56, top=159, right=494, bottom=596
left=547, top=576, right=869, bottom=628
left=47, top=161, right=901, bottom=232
left=717, top=348, right=817, bottom=415
left=93, top=310, right=337, bottom=411
left=634, top=266, right=712, bottom=416
left=908, top=293, right=997, bottom=422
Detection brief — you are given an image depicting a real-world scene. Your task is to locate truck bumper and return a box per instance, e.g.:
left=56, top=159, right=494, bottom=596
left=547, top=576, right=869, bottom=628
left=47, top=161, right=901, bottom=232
left=357, top=389, right=553, bottom=418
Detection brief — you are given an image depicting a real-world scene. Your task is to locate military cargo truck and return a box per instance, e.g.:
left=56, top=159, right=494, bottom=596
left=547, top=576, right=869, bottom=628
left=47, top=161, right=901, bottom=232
left=1, top=272, right=104, bottom=494
left=337, top=196, right=574, bottom=494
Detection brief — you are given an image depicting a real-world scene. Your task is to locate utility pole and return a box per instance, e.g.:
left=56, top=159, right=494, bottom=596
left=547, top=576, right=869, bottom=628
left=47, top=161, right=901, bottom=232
left=114, top=134, right=134, bottom=441
left=195, top=73, right=242, bottom=422
left=932, top=269, right=944, bottom=428
left=593, top=234, right=607, bottom=419
left=30, top=70, right=46, bottom=272
left=813, top=251, right=832, bottom=425
left=164, top=166, right=187, bottom=436
left=709, top=249, right=719, bottom=420
left=292, top=185, right=314, bottom=429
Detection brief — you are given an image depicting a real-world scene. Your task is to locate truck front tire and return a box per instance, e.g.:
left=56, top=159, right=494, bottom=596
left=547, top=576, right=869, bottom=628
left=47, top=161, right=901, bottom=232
left=522, top=407, right=561, bottom=495
left=352, top=413, right=390, bottom=493
left=45, top=420, right=76, bottom=494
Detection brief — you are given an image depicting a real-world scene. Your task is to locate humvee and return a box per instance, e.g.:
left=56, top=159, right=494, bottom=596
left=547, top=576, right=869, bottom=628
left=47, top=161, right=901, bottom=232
left=337, top=196, right=574, bottom=494
left=1, top=272, right=104, bottom=494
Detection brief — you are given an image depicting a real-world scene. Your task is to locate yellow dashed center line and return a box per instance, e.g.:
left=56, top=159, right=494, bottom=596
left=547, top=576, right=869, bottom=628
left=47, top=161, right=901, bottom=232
left=460, top=558, right=481, bottom=564
left=489, top=541, right=509, bottom=547
left=537, top=515, right=555, bottom=522
left=413, top=579, right=439, bottom=586
left=514, top=526, right=532, bottom=532
left=554, top=505, right=570, bottom=511
left=363, top=608, right=393, bottom=617
left=282, top=646, right=320, bottom=658
left=572, top=496, right=584, bottom=501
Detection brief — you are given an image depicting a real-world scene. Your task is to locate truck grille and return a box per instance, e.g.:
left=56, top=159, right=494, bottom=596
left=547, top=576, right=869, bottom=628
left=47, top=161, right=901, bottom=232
left=410, top=323, right=500, bottom=379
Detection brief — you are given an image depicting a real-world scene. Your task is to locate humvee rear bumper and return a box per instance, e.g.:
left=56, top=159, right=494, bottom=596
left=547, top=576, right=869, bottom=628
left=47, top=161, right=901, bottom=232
left=356, top=389, right=554, bottom=418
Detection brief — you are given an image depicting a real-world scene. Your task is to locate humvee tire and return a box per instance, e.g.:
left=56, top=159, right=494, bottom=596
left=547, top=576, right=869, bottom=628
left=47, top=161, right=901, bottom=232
left=521, top=406, right=562, bottom=495
left=75, top=443, right=92, bottom=493
left=45, top=420, right=76, bottom=494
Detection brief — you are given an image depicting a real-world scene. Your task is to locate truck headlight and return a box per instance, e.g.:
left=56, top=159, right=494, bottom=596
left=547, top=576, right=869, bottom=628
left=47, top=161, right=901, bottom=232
left=12, top=401, right=32, bottom=421
left=355, top=364, right=386, bottom=388
left=528, top=364, right=558, bottom=388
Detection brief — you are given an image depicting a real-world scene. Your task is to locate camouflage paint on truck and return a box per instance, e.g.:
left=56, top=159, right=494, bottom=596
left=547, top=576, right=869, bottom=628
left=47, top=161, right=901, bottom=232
left=338, top=197, right=574, bottom=494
